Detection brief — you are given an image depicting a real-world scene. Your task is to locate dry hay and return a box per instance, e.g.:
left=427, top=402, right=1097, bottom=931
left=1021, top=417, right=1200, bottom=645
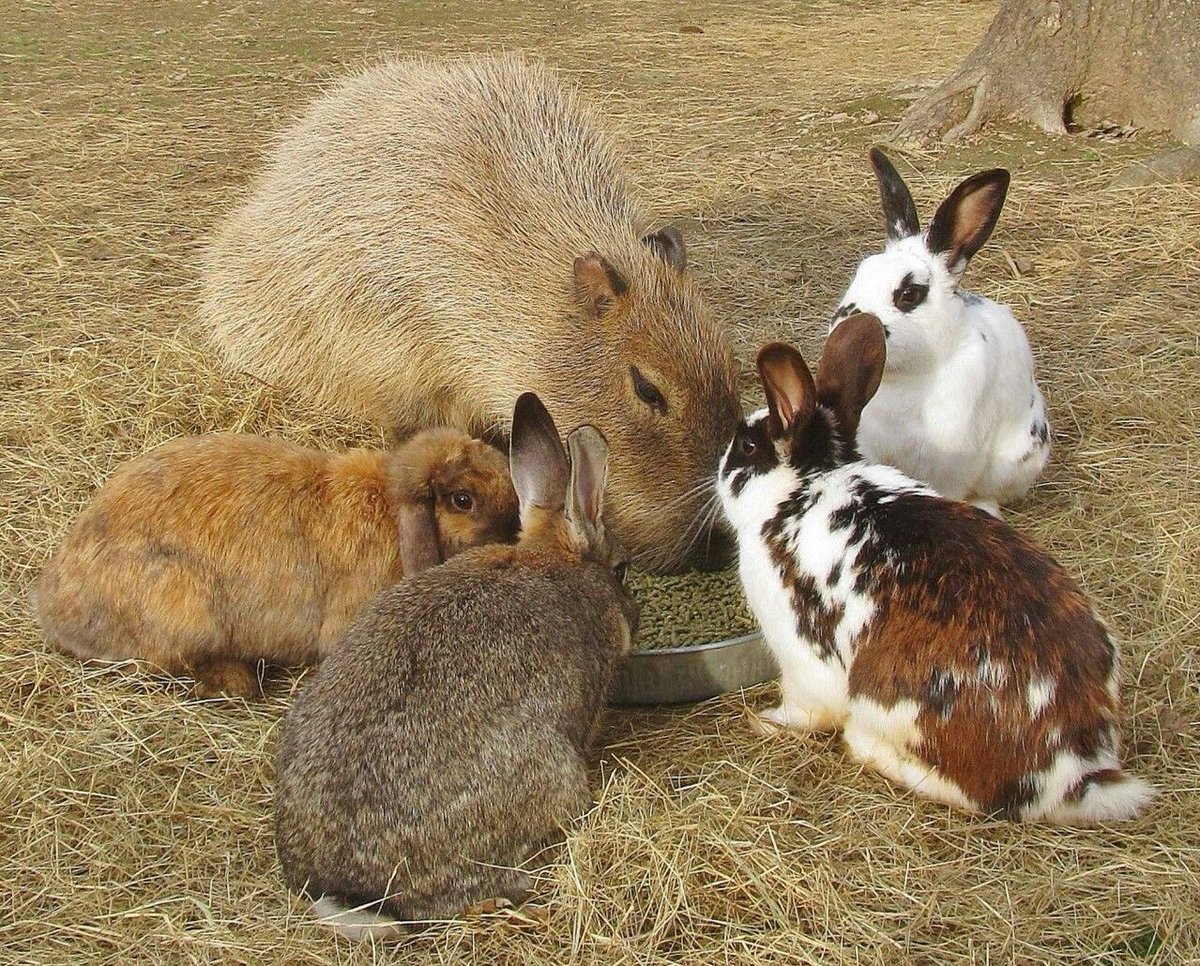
left=2, top=0, right=1198, bottom=962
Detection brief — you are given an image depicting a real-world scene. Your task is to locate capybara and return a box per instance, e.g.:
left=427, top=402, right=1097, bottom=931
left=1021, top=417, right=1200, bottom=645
left=199, top=55, right=740, bottom=572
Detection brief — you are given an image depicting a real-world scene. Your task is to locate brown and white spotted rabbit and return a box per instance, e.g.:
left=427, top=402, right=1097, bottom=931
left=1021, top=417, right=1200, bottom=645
left=274, top=393, right=638, bottom=936
left=717, top=313, right=1152, bottom=823
left=34, top=429, right=518, bottom=698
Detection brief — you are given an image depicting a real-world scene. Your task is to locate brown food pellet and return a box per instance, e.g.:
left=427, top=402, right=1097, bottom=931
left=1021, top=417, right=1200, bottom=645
left=626, top=567, right=757, bottom=651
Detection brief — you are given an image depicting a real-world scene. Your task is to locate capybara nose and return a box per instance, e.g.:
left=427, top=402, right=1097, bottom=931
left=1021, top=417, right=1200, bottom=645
left=690, top=525, right=735, bottom=571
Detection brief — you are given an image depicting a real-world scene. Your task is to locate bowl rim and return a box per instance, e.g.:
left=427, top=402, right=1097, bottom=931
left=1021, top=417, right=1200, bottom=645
left=627, top=629, right=764, bottom=658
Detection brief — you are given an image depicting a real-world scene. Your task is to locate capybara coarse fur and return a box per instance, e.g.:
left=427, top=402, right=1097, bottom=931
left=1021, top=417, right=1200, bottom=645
left=274, top=394, right=638, bottom=934
left=199, top=54, right=740, bottom=573
left=33, top=429, right=518, bottom=698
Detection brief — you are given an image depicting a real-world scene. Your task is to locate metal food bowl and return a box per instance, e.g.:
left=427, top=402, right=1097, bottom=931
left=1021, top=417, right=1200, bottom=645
left=609, top=631, right=778, bottom=706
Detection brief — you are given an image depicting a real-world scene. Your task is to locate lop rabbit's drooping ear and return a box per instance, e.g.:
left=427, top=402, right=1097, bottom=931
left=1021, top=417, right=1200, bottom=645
left=396, top=498, right=442, bottom=574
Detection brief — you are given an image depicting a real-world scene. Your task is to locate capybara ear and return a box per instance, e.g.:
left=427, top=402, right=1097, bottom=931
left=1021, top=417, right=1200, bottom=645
left=565, top=425, right=609, bottom=542
left=573, top=252, right=628, bottom=315
left=641, top=225, right=687, bottom=273
left=814, top=312, right=887, bottom=443
left=756, top=342, right=816, bottom=439
left=926, top=167, right=1011, bottom=275
left=397, top=498, right=443, bottom=574
left=869, top=147, right=920, bottom=242
left=510, top=392, right=569, bottom=515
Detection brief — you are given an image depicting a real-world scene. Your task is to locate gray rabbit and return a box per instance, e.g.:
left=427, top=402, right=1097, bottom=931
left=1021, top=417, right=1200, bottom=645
left=274, top=392, right=638, bottom=936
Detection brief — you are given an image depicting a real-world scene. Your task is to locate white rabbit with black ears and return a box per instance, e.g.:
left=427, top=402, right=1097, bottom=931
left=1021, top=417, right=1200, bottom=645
left=831, top=148, right=1049, bottom=516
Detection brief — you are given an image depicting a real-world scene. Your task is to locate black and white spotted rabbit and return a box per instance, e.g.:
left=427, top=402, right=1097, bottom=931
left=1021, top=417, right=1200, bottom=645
left=831, top=149, right=1050, bottom=516
left=718, top=313, right=1152, bottom=823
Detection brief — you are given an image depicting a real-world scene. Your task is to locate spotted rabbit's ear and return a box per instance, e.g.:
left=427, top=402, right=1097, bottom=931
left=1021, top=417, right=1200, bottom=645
left=926, top=168, right=1010, bottom=275
left=756, top=342, right=816, bottom=440
left=870, top=147, right=920, bottom=242
left=814, top=313, right=887, bottom=444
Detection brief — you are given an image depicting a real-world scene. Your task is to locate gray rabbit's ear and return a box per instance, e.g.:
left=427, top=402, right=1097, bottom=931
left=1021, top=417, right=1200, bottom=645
left=397, top=498, right=443, bottom=574
left=509, top=392, right=568, bottom=514
left=565, top=425, right=609, bottom=540
left=870, top=147, right=920, bottom=242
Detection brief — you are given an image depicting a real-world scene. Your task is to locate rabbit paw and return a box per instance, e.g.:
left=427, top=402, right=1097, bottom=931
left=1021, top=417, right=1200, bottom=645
left=464, top=896, right=514, bottom=916
left=749, top=702, right=841, bottom=736
left=193, top=659, right=261, bottom=700
left=969, top=498, right=1002, bottom=518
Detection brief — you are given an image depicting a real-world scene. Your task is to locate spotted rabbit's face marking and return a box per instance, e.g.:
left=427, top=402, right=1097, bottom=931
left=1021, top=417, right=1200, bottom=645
left=718, top=409, right=779, bottom=499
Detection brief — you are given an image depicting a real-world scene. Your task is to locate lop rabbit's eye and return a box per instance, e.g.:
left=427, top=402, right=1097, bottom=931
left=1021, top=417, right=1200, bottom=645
left=613, top=561, right=629, bottom=584
left=893, top=279, right=929, bottom=312
left=450, top=491, right=474, bottom=512
left=630, top=366, right=667, bottom=414
left=738, top=435, right=758, bottom=457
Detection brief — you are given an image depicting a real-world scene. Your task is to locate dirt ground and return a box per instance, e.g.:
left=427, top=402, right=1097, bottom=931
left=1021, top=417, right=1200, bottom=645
left=2, top=0, right=1198, bottom=963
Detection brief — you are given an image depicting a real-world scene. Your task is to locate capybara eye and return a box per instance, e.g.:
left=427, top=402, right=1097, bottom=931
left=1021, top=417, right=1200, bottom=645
left=629, top=366, right=667, bottom=414
left=450, top=491, right=474, bottom=512
left=739, top=435, right=758, bottom=457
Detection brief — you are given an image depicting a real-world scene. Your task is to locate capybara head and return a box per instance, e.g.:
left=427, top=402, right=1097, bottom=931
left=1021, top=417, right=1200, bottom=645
left=391, top=428, right=520, bottom=563
left=541, top=227, right=740, bottom=574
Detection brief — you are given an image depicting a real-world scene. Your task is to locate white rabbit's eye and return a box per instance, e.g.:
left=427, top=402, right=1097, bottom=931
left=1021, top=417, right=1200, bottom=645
left=450, top=491, right=474, bottom=512
left=893, top=278, right=929, bottom=312
left=630, top=366, right=667, bottom=414
left=738, top=435, right=758, bottom=457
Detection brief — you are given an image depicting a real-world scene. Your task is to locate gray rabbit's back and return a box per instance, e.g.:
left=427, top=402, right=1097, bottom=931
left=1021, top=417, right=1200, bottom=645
left=275, top=547, right=630, bottom=921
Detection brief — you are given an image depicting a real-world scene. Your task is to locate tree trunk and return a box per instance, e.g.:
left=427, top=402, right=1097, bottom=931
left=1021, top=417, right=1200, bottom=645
left=894, top=0, right=1200, bottom=150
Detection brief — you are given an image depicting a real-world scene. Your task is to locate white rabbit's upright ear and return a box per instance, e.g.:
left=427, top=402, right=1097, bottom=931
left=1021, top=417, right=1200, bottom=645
left=510, top=393, right=569, bottom=515
left=926, top=168, right=1011, bottom=275
left=815, top=313, right=887, bottom=443
left=756, top=342, right=816, bottom=439
left=870, top=147, right=920, bottom=242
left=565, top=425, right=609, bottom=542
left=641, top=226, right=687, bottom=273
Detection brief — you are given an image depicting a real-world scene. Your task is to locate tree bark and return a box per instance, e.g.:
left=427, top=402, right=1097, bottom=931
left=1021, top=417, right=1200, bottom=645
left=894, top=0, right=1200, bottom=148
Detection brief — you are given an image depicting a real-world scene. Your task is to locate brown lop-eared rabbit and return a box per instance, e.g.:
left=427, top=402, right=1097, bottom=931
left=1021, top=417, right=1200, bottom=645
left=275, top=393, right=638, bottom=937
left=199, top=54, right=740, bottom=573
left=717, top=314, right=1153, bottom=823
left=33, top=429, right=518, bottom=698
